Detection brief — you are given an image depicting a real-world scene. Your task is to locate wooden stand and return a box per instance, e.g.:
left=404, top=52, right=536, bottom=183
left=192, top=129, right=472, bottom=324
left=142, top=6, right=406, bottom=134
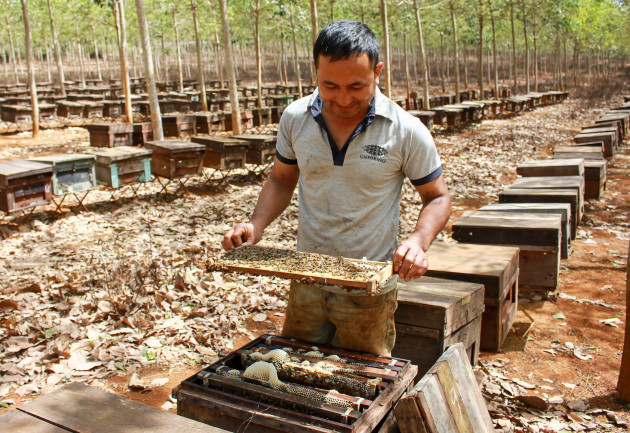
left=453, top=210, right=562, bottom=292
left=86, top=123, right=134, bottom=148
left=425, top=242, right=519, bottom=352
left=0, top=160, right=53, bottom=212
left=145, top=140, right=205, bottom=178
left=393, top=276, right=484, bottom=380
left=89, top=146, right=152, bottom=188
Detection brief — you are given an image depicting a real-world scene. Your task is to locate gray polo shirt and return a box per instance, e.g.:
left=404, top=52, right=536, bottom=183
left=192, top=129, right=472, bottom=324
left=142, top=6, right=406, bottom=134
left=276, top=88, right=442, bottom=290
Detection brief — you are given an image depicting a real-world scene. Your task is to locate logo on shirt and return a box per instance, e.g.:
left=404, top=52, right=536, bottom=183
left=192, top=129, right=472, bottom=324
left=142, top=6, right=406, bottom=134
left=360, top=145, right=388, bottom=163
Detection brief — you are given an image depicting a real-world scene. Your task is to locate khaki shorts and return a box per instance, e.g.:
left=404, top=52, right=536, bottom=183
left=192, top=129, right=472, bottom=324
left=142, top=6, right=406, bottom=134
left=281, top=281, right=398, bottom=356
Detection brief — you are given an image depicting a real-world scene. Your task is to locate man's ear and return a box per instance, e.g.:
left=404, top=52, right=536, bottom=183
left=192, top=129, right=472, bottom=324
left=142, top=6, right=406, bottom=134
left=375, top=61, right=385, bottom=84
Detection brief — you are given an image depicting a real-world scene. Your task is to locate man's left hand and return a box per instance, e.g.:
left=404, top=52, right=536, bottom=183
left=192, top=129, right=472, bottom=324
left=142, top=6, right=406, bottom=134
left=392, top=240, right=428, bottom=282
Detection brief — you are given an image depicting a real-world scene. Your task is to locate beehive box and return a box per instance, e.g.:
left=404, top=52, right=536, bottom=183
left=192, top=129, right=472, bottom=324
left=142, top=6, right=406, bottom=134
left=132, top=122, right=153, bottom=146
left=252, top=107, right=272, bottom=127
left=499, top=187, right=581, bottom=239
left=176, top=334, right=417, bottom=433
left=0, top=160, right=53, bottom=212
left=393, top=276, right=484, bottom=380
left=218, top=244, right=393, bottom=295
left=162, top=114, right=196, bottom=138
left=89, top=146, right=152, bottom=188
left=102, top=100, right=123, bottom=118
left=191, top=135, right=249, bottom=170
left=29, top=154, right=97, bottom=195
left=516, top=158, right=584, bottom=178
left=553, top=145, right=604, bottom=160
left=145, top=140, right=205, bottom=178
left=86, top=123, right=134, bottom=148
left=230, top=134, right=277, bottom=165
left=453, top=211, right=562, bottom=292
left=0, top=104, right=32, bottom=123
left=479, top=202, right=572, bottom=259
left=583, top=159, right=607, bottom=200
left=573, top=131, right=616, bottom=157
left=57, top=101, right=85, bottom=118
left=194, top=112, right=226, bottom=134
left=425, top=242, right=519, bottom=352
left=224, top=110, right=254, bottom=131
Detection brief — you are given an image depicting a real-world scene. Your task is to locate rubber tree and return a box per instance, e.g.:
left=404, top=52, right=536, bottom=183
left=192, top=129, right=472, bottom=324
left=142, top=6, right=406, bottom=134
left=218, top=0, right=242, bottom=134
left=288, top=0, right=303, bottom=97
left=135, top=0, right=163, bottom=140
left=191, top=0, right=208, bottom=111
left=477, top=0, right=484, bottom=99
left=380, top=0, right=392, bottom=98
left=46, top=0, right=66, bottom=96
left=113, top=0, right=134, bottom=123
left=412, top=0, right=430, bottom=109
left=449, top=0, right=461, bottom=103
left=4, top=12, right=20, bottom=83
left=21, top=0, right=39, bottom=137
left=309, top=0, right=318, bottom=45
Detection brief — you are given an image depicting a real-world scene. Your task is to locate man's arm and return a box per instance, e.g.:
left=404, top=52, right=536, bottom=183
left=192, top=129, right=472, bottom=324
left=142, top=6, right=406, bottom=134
left=392, top=174, right=451, bottom=281
left=222, top=156, right=300, bottom=251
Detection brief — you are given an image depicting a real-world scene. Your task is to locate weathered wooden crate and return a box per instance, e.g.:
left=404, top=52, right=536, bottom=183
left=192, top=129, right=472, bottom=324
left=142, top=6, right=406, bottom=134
left=0, top=382, right=225, bottom=433
left=499, top=187, right=581, bottom=239
left=573, top=131, right=616, bottom=157
left=0, top=104, right=32, bottom=123
left=479, top=202, right=572, bottom=259
left=581, top=125, right=622, bottom=145
left=516, top=158, right=584, bottom=178
left=145, top=140, right=205, bottom=178
left=86, top=122, right=134, bottom=148
left=57, top=101, right=85, bottom=118
left=407, top=110, right=435, bottom=130
left=0, top=160, right=53, bottom=212
left=597, top=113, right=629, bottom=138
left=553, top=145, right=603, bottom=160
left=425, top=242, right=519, bottom=352
left=102, top=100, right=123, bottom=118
left=29, top=154, right=97, bottom=195
left=132, top=122, right=154, bottom=146
left=39, top=103, right=57, bottom=121
left=162, top=114, right=196, bottom=138
left=252, top=107, right=273, bottom=127
left=231, top=134, right=277, bottom=165
left=224, top=110, right=254, bottom=132
left=509, top=175, right=584, bottom=228
left=81, top=101, right=104, bottom=118
left=89, top=146, right=152, bottom=188
left=176, top=334, right=417, bottom=433
left=194, top=112, right=226, bottom=134
left=453, top=210, right=562, bottom=292
left=583, top=159, right=607, bottom=200
left=393, top=276, right=484, bottom=380
left=191, top=135, right=249, bottom=170
left=394, top=343, right=495, bottom=433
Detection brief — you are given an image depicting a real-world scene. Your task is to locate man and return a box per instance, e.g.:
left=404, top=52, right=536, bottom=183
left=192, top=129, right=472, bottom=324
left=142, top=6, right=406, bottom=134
left=223, top=20, right=451, bottom=356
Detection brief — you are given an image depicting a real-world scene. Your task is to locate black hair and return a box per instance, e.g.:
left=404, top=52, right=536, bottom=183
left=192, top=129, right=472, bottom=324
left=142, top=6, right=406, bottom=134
left=313, top=20, right=379, bottom=69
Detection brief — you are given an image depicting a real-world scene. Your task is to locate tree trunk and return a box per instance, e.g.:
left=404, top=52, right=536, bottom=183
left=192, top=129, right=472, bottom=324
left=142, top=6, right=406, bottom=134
left=94, top=38, right=103, bottom=81
left=289, top=2, right=303, bottom=98
left=510, top=0, right=517, bottom=92
left=618, top=239, right=630, bottom=401
left=380, top=0, right=392, bottom=98
left=211, top=4, right=224, bottom=89
left=76, top=28, right=87, bottom=87
left=218, top=0, right=241, bottom=134
left=44, top=34, right=53, bottom=82
left=553, top=31, right=560, bottom=89
left=404, top=34, right=411, bottom=101
left=520, top=0, right=529, bottom=93
left=135, top=0, right=163, bottom=141
left=531, top=1, right=538, bottom=92
left=309, top=0, right=318, bottom=45
left=190, top=0, right=208, bottom=111
left=5, top=16, right=20, bottom=83
left=254, top=0, right=263, bottom=108
left=477, top=0, right=484, bottom=99
left=172, top=11, right=184, bottom=92
left=449, top=0, right=460, bottom=103
left=21, top=0, right=39, bottom=137
left=113, top=0, right=133, bottom=124
left=281, top=31, right=288, bottom=85
left=488, top=0, right=498, bottom=99
left=440, top=33, right=446, bottom=93
left=413, top=0, right=430, bottom=109
left=46, top=0, right=65, bottom=94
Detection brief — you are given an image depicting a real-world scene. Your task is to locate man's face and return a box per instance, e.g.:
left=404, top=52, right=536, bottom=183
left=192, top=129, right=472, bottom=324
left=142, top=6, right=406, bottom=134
left=315, top=53, right=384, bottom=121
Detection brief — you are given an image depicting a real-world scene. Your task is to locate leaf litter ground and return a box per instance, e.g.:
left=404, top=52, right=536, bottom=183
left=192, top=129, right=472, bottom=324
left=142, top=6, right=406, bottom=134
left=0, top=87, right=628, bottom=432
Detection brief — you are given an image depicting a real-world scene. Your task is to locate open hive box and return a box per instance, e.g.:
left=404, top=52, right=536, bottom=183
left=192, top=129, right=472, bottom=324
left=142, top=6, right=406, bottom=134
left=176, top=334, right=417, bottom=433
left=217, top=245, right=393, bottom=295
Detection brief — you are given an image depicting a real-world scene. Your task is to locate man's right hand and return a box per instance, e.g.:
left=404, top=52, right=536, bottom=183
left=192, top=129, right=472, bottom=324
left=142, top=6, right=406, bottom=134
left=222, top=222, right=259, bottom=251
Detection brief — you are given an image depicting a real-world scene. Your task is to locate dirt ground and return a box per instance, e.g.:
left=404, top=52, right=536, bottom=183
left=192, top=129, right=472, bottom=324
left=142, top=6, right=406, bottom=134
left=0, top=82, right=629, bottom=431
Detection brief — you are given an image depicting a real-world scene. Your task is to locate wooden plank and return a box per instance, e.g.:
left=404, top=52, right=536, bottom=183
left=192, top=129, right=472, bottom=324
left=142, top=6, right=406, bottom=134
left=435, top=362, right=474, bottom=433
left=0, top=408, right=69, bottom=433
left=17, top=382, right=226, bottom=432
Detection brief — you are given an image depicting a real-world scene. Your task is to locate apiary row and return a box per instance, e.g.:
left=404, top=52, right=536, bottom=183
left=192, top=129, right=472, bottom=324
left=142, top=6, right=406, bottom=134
left=0, top=132, right=277, bottom=214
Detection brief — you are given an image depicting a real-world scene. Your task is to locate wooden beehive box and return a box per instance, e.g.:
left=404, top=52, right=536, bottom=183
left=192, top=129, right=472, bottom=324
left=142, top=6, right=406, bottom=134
left=479, top=202, right=572, bottom=259
left=191, top=135, right=249, bottom=170
left=89, top=146, right=152, bottom=188
left=393, top=276, right=484, bottom=380
left=509, top=175, right=584, bottom=230
left=407, top=110, right=435, bottom=130
left=219, top=244, right=393, bottom=295
left=176, top=334, right=417, bottom=433
left=252, top=107, right=272, bottom=127
left=453, top=210, right=562, bottom=292
left=29, top=153, right=97, bottom=195
left=516, top=158, right=584, bottom=178
left=162, top=114, right=196, bottom=138
left=57, top=101, right=85, bottom=118
left=581, top=125, right=621, bottom=144
left=86, top=122, right=134, bottom=148
left=145, top=139, right=205, bottom=178
left=132, top=122, right=154, bottom=146
left=39, top=103, right=57, bottom=121
left=230, top=134, right=277, bottom=166
left=425, top=242, right=519, bottom=352
left=583, top=159, right=607, bottom=200
left=0, top=160, right=53, bottom=212
left=224, top=110, right=254, bottom=131
left=553, top=145, right=603, bottom=160
left=499, top=187, right=581, bottom=239
left=194, top=112, right=226, bottom=134
left=102, top=100, right=123, bottom=118
left=0, top=104, right=32, bottom=123
left=573, top=131, right=616, bottom=157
